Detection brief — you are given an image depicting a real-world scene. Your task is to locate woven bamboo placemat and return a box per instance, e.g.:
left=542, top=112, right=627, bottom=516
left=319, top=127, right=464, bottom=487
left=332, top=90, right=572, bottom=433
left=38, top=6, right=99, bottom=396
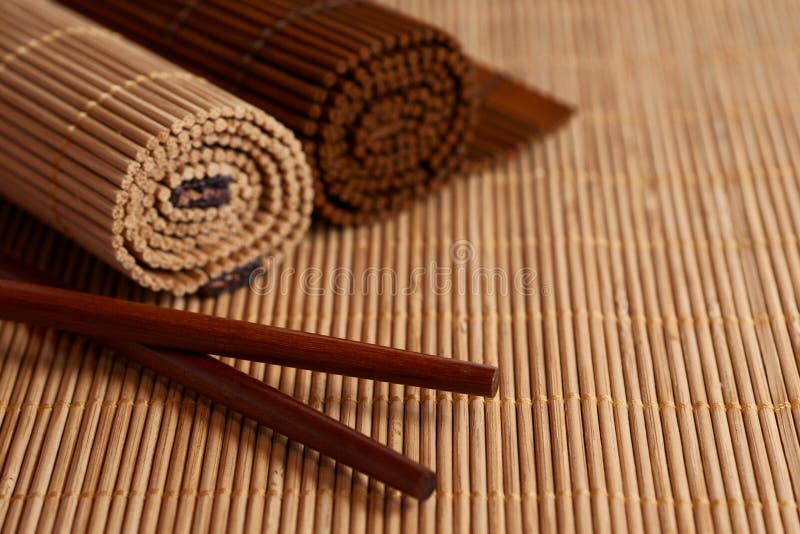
left=2, top=0, right=800, bottom=531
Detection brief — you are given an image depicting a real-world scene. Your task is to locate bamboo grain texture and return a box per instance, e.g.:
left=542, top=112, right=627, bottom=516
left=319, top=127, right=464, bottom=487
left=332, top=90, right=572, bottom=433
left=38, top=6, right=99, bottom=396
left=3, top=0, right=800, bottom=532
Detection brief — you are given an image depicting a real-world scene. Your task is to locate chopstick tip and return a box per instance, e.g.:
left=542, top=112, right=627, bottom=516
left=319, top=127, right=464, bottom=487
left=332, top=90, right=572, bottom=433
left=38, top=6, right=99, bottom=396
left=488, top=367, right=500, bottom=397
left=416, top=470, right=437, bottom=500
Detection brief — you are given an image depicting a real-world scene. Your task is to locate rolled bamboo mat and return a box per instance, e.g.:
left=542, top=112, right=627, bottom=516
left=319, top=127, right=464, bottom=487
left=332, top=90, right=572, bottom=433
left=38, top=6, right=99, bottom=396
left=5, top=0, right=800, bottom=532
left=59, top=0, right=573, bottom=225
left=0, top=0, right=313, bottom=296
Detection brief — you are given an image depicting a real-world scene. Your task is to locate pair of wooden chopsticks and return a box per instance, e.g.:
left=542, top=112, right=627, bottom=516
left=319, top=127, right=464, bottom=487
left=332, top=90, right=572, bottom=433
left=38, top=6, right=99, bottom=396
left=0, top=253, right=498, bottom=500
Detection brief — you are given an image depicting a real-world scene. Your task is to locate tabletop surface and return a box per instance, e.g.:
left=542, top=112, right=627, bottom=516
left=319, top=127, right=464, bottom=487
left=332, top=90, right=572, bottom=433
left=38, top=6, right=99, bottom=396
left=2, top=0, right=800, bottom=532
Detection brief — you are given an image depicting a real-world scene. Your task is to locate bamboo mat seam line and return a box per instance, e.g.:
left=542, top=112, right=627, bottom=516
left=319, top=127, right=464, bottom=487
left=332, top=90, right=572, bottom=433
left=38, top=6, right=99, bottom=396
left=2, top=485, right=792, bottom=511
left=0, top=26, right=116, bottom=72
left=579, top=99, right=800, bottom=124
left=513, top=40, right=800, bottom=68
left=3, top=390, right=800, bottom=419
left=0, top=24, right=120, bottom=233
left=512, top=394, right=800, bottom=415
left=162, top=0, right=203, bottom=50
left=551, top=231, right=800, bottom=251
left=435, top=490, right=778, bottom=511
left=330, top=307, right=799, bottom=330
left=52, top=69, right=201, bottom=167
left=527, top=164, right=798, bottom=185
left=234, top=0, right=364, bottom=89
left=517, top=0, right=777, bottom=16
left=548, top=307, right=797, bottom=328
left=0, top=484, right=403, bottom=503
left=50, top=70, right=201, bottom=227
left=349, top=225, right=800, bottom=253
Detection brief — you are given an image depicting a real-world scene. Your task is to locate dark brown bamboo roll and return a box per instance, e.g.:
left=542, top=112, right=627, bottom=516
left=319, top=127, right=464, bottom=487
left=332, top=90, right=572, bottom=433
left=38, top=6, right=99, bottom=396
left=0, top=0, right=314, bottom=295
left=59, top=0, right=573, bottom=225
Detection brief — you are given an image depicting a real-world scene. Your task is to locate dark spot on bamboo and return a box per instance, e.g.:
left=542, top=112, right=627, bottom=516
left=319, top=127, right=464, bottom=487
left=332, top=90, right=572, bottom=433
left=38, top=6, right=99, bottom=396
left=170, top=175, right=232, bottom=209
left=198, top=257, right=262, bottom=297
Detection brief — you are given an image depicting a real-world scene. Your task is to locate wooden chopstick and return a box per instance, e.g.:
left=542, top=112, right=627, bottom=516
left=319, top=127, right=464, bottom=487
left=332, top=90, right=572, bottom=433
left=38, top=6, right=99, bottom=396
left=102, top=344, right=437, bottom=499
left=0, top=254, right=436, bottom=499
left=0, top=277, right=499, bottom=396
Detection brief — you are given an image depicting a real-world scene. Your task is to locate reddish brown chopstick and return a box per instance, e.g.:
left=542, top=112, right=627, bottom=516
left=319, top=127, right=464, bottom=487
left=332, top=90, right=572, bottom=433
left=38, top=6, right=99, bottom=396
left=0, top=278, right=498, bottom=396
left=0, top=254, right=436, bottom=499
left=99, top=344, right=437, bottom=499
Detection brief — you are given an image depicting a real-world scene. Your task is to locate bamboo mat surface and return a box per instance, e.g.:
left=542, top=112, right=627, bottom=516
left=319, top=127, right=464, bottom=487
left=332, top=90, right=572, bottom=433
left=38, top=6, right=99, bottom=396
left=3, top=0, right=800, bottom=532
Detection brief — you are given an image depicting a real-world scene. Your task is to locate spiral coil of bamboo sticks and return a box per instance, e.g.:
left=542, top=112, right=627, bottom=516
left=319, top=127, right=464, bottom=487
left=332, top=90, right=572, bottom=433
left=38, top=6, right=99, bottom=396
left=0, top=0, right=314, bottom=295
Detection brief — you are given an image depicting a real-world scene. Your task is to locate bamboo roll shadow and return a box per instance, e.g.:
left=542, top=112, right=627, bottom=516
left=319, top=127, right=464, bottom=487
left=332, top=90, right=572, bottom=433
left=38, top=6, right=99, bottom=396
left=0, top=0, right=314, bottom=295
left=60, top=0, right=574, bottom=225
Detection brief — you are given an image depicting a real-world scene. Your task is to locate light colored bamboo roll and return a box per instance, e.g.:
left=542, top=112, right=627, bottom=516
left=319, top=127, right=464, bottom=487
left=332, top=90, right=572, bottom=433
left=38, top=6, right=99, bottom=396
left=0, top=0, right=314, bottom=295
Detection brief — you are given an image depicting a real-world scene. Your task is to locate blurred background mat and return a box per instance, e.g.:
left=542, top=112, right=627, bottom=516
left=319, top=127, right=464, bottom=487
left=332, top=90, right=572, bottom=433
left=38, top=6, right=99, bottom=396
left=3, top=0, right=800, bottom=532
